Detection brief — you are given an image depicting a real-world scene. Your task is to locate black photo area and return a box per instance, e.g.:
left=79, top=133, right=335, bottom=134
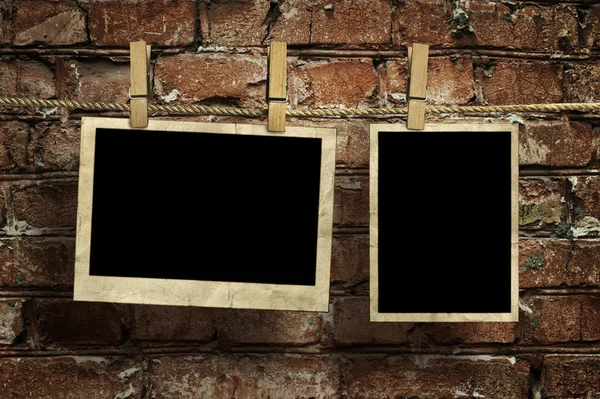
left=378, top=130, right=512, bottom=313
left=89, top=128, right=322, bottom=285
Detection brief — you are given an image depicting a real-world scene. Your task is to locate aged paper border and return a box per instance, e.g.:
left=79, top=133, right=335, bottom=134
left=370, top=122, right=519, bottom=322
left=74, top=117, right=336, bottom=312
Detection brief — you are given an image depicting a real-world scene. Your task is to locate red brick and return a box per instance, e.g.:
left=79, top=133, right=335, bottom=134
left=0, top=300, right=24, bottom=346
left=392, top=0, right=464, bottom=48
left=542, top=355, right=600, bottom=399
left=381, top=57, right=474, bottom=105
left=565, top=63, right=600, bottom=103
left=567, top=240, right=600, bottom=286
left=423, top=322, right=516, bottom=344
left=0, top=357, right=142, bottom=398
left=334, top=175, right=368, bottom=227
left=88, top=0, right=196, bottom=47
left=62, top=59, right=130, bottom=103
left=581, top=5, right=600, bottom=51
left=520, top=296, right=600, bottom=344
left=467, top=3, right=579, bottom=52
left=0, top=238, right=74, bottom=288
left=269, top=1, right=312, bottom=45
left=215, top=309, right=322, bottom=345
left=7, top=179, right=78, bottom=231
left=520, top=121, right=593, bottom=167
left=311, top=0, right=392, bottom=45
left=203, top=0, right=269, bottom=47
left=29, top=122, right=80, bottom=171
left=13, top=0, right=87, bottom=46
left=477, top=60, right=563, bottom=105
left=146, top=355, right=341, bottom=398
left=0, top=61, right=56, bottom=99
left=519, top=178, right=565, bottom=230
left=571, top=176, right=600, bottom=222
left=291, top=59, right=377, bottom=108
left=331, top=234, right=368, bottom=286
left=0, top=121, right=28, bottom=172
left=130, top=304, right=215, bottom=342
left=519, top=239, right=571, bottom=288
left=0, top=2, right=12, bottom=45
left=154, top=54, right=267, bottom=108
left=344, top=355, right=530, bottom=399
left=37, top=299, right=123, bottom=346
left=378, top=60, right=407, bottom=104
left=332, top=297, right=412, bottom=345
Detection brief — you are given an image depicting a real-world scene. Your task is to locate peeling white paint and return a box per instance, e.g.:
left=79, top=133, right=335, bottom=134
left=160, top=89, right=181, bottom=103
left=114, top=384, right=135, bottom=399
left=282, top=7, right=298, bottom=19
left=390, top=93, right=406, bottom=101
left=37, top=107, right=58, bottom=118
left=568, top=176, right=578, bottom=188
left=507, top=114, right=525, bottom=125
left=520, top=135, right=550, bottom=164
left=196, top=45, right=229, bottom=53
left=519, top=301, right=533, bottom=314
left=455, top=390, right=469, bottom=397
left=70, top=63, right=82, bottom=92
left=473, top=391, right=486, bottom=398
left=337, top=181, right=361, bottom=190
left=119, top=367, right=139, bottom=380
left=572, top=216, right=600, bottom=238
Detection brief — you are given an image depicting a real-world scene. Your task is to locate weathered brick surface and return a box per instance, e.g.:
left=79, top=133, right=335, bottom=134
left=344, top=355, right=530, bottom=399
left=332, top=297, right=412, bottom=345
left=382, top=57, right=474, bottom=105
left=0, top=357, right=143, bottom=398
left=37, top=299, right=123, bottom=346
left=0, top=2, right=11, bottom=45
left=29, top=122, right=80, bottom=171
left=0, top=238, right=74, bottom=288
left=130, top=305, right=215, bottom=342
left=0, top=300, right=24, bottom=346
left=476, top=60, right=563, bottom=105
left=335, top=121, right=369, bottom=168
left=291, top=59, right=378, bottom=108
left=311, top=0, right=392, bottom=45
left=331, top=234, right=368, bottom=286
left=581, top=5, right=600, bottom=51
left=565, top=63, right=600, bottom=103
left=520, top=296, right=600, bottom=344
left=542, top=355, right=600, bottom=399
left=0, top=61, right=56, bottom=99
left=567, top=240, right=600, bottom=286
left=519, top=178, right=566, bottom=230
left=154, top=54, right=267, bottom=107
left=571, top=176, right=600, bottom=224
left=146, top=355, right=341, bottom=398
left=6, top=179, right=78, bottom=231
left=203, top=0, right=269, bottom=47
left=519, top=239, right=571, bottom=288
left=62, top=59, right=131, bottom=103
left=334, top=175, right=368, bottom=227
left=466, top=3, right=579, bottom=52
left=0, top=121, right=28, bottom=172
left=13, top=0, right=87, bottom=46
left=520, top=121, right=593, bottom=167
left=215, top=309, right=322, bottom=345
left=268, top=1, right=312, bottom=44
left=423, top=322, right=516, bottom=344
left=88, top=0, right=196, bottom=47
left=392, top=0, right=460, bottom=48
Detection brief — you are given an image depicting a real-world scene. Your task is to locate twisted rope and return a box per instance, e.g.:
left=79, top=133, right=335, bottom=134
left=1, top=96, right=600, bottom=117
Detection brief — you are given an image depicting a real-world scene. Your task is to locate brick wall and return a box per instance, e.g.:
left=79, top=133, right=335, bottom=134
left=1, top=0, right=600, bottom=398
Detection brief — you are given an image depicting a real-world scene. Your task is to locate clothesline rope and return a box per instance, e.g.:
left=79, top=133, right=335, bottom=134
left=1, top=96, right=600, bottom=117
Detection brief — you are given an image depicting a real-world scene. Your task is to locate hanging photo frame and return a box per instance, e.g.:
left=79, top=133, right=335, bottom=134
left=370, top=123, right=519, bottom=322
left=74, top=117, right=336, bottom=312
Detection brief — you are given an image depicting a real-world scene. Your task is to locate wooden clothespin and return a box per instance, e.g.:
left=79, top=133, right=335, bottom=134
left=129, top=41, right=151, bottom=128
left=407, top=43, right=429, bottom=130
left=267, top=42, right=287, bottom=132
